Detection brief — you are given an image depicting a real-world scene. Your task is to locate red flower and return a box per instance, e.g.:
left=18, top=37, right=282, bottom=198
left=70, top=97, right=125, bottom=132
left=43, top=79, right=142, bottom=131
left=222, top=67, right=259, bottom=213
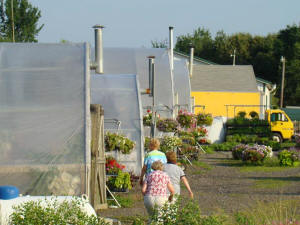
left=147, top=109, right=151, bottom=113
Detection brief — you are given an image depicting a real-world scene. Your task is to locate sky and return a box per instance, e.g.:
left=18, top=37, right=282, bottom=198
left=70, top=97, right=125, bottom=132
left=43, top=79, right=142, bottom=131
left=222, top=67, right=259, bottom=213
left=30, top=0, right=300, bottom=48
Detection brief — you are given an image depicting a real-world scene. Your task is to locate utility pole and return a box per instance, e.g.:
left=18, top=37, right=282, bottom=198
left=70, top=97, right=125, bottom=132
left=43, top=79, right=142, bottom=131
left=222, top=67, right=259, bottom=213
left=231, top=49, right=236, bottom=66
left=280, top=56, right=286, bottom=108
left=11, top=0, right=15, bottom=42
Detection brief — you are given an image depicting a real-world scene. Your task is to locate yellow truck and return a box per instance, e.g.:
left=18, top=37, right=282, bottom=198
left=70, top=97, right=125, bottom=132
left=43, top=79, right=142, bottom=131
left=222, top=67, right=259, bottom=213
left=265, top=109, right=294, bottom=142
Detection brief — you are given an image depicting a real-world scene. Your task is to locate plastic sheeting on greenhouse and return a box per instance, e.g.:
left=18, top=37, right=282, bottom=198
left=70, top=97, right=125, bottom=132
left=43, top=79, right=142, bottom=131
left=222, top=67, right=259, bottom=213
left=91, top=74, right=144, bottom=174
left=173, top=55, right=191, bottom=112
left=92, top=48, right=175, bottom=117
left=0, top=43, right=90, bottom=196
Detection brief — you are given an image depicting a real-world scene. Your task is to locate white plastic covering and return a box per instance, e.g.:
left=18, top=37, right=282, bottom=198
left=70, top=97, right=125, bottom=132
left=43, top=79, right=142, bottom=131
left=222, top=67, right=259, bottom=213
left=205, top=117, right=227, bottom=143
left=173, top=56, right=191, bottom=112
left=92, top=48, right=175, bottom=117
left=91, top=74, right=144, bottom=174
left=0, top=196, right=96, bottom=225
left=0, top=43, right=90, bottom=196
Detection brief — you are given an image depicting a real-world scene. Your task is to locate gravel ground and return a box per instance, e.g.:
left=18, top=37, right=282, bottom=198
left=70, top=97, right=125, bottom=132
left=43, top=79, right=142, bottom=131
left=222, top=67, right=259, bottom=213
left=99, top=151, right=300, bottom=224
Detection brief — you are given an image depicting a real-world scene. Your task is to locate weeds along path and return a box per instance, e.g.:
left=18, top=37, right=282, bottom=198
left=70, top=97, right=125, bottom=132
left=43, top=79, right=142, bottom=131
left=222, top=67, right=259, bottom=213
left=99, top=152, right=300, bottom=223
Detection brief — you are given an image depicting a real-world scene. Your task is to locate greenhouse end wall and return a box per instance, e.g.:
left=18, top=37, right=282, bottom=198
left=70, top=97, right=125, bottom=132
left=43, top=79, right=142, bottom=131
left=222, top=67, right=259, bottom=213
left=0, top=43, right=90, bottom=196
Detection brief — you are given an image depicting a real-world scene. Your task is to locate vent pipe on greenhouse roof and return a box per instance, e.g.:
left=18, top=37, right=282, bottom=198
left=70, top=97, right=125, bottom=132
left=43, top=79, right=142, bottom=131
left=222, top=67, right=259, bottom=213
left=91, top=25, right=104, bottom=74
left=169, top=26, right=174, bottom=71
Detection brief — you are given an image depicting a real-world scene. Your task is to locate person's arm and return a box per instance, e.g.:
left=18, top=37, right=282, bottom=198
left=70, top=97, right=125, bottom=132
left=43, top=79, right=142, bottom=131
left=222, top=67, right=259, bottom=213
left=181, top=176, right=193, bottom=199
left=141, top=180, right=147, bottom=196
left=167, top=182, right=175, bottom=202
left=139, top=165, right=147, bottom=186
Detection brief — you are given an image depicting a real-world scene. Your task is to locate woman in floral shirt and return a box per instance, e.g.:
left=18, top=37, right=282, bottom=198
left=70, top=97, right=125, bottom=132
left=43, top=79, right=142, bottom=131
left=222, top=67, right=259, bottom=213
left=142, top=160, right=175, bottom=220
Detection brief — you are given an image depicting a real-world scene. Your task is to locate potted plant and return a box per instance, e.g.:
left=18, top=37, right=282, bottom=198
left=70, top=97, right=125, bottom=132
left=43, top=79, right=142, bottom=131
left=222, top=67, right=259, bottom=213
left=176, top=110, right=196, bottom=128
left=105, top=132, right=135, bottom=154
left=107, top=170, right=132, bottom=192
left=196, top=113, right=213, bottom=126
left=105, top=156, right=125, bottom=175
left=160, top=136, right=182, bottom=153
left=143, top=109, right=153, bottom=127
left=156, top=118, right=178, bottom=132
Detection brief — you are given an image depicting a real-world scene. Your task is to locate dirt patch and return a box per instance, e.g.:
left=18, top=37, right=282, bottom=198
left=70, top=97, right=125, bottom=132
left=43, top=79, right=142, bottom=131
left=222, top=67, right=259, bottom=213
left=99, top=152, right=300, bottom=223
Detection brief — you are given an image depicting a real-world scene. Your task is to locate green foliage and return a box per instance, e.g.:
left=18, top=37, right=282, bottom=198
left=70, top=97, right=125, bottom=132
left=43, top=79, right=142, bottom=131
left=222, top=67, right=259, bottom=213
left=176, top=110, right=196, bottom=128
left=237, top=111, right=247, bottom=118
left=105, top=132, right=135, bottom=154
left=278, top=149, right=299, bottom=166
left=180, top=135, right=196, bottom=146
left=174, top=24, right=300, bottom=106
left=151, top=39, right=168, bottom=48
left=196, top=113, right=213, bottom=126
left=226, top=117, right=271, bottom=137
left=209, top=142, right=238, bottom=152
left=144, top=136, right=150, bottom=151
left=242, top=149, right=265, bottom=165
left=0, top=0, right=44, bottom=42
left=113, top=194, right=134, bottom=208
left=249, top=111, right=259, bottom=119
left=9, top=198, right=109, bottom=225
left=107, top=170, right=132, bottom=191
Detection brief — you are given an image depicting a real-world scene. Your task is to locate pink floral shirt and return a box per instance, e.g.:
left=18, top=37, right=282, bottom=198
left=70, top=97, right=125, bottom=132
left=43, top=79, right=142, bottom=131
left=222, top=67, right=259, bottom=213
left=145, top=170, right=170, bottom=197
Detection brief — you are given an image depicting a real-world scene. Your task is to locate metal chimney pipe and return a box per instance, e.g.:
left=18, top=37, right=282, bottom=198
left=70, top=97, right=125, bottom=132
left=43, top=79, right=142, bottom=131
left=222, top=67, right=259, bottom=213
left=93, top=25, right=104, bottom=74
left=148, top=56, right=155, bottom=97
left=189, top=45, right=194, bottom=78
left=169, top=26, right=174, bottom=71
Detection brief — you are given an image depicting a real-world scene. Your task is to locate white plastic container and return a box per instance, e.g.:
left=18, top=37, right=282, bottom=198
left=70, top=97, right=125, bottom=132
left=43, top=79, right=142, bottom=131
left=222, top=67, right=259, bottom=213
left=0, top=195, right=96, bottom=225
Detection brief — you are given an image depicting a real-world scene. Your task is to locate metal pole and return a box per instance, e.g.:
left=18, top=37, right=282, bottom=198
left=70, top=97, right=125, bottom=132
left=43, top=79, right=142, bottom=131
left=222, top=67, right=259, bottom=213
left=11, top=0, right=14, bottom=42
left=280, top=56, right=286, bottom=108
left=148, top=56, right=156, bottom=138
left=189, top=45, right=194, bottom=78
left=169, top=26, right=174, bottom=71
left=93, top=25, right=104, bottom=74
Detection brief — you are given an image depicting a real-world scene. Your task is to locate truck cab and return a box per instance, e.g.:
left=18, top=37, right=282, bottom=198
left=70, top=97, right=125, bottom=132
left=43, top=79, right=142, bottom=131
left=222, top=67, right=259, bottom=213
left=265, top=109, right=294, bottom=142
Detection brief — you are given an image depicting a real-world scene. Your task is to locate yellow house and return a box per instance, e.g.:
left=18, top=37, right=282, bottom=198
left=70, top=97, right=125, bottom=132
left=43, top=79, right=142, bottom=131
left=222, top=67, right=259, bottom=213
left=190, top=65, right=260, bottom=118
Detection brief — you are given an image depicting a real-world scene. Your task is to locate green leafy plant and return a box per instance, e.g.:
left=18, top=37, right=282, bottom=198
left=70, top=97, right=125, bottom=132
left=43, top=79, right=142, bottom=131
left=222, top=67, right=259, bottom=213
left=278, top=149, right=299, bottom=167
left=107, top=170, right=132, bottom=191
left=105, top=132, right=135, bottom=154
left=196, top=113, right=213, bottom=126
left=242, top=149, right=265, bottom=165
left=143, top=113, right=152, bottom=127
left=9, top=197, right=109, bottom=225
left=180, top=135, right=196, bottom=146
left=156, top=118, right=179, bottom=132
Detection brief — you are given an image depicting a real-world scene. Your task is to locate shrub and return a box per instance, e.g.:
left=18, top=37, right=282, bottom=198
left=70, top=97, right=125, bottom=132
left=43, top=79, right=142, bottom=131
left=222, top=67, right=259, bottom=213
left=210, top=142, right=238, bottom=151
left=278, top=149, right=299, bottom=167
left=156, top=118, right=179, bottom=132
left=105, top=132, right=135, bottom=154
left=232, top=144, right=248, bottom=160
left=249, top=111, right=259, bottom=119
left=242, top=149, right=265, bottom=165
left=9, top=198, right=109, bottom=225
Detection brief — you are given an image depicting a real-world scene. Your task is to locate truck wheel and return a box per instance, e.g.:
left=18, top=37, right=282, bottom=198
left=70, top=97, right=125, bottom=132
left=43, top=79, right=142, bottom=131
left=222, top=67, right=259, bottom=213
left=272, top=133, right=282, bottom=143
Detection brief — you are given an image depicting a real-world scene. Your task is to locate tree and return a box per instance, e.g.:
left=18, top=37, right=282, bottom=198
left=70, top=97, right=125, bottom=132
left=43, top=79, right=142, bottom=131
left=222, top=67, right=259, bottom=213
left=0, top=0, right=43, bottom=42
left=151, top=39, right=168, bottom=48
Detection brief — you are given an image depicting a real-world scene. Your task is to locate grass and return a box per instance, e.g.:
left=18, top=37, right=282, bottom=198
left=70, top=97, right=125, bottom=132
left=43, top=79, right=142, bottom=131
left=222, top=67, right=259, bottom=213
left=253, top=179, right=292, bottom=189
left=192, top=160, right=214, bottom=170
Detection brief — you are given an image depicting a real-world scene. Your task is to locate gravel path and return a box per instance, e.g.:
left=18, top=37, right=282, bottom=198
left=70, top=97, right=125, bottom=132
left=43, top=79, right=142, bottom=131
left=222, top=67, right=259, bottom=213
left=99, top=151, right=300, bottom=224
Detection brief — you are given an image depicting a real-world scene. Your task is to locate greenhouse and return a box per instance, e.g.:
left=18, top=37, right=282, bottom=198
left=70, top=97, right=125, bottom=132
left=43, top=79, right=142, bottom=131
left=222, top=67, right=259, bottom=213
left=0, top=43, right=91, bottom=196
left=91, top=74, right=144, bottom=174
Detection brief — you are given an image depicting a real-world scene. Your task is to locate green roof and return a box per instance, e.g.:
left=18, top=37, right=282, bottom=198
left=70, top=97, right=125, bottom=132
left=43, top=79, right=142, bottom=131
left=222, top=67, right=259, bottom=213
left=282, top=107, right=300, bottom=121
